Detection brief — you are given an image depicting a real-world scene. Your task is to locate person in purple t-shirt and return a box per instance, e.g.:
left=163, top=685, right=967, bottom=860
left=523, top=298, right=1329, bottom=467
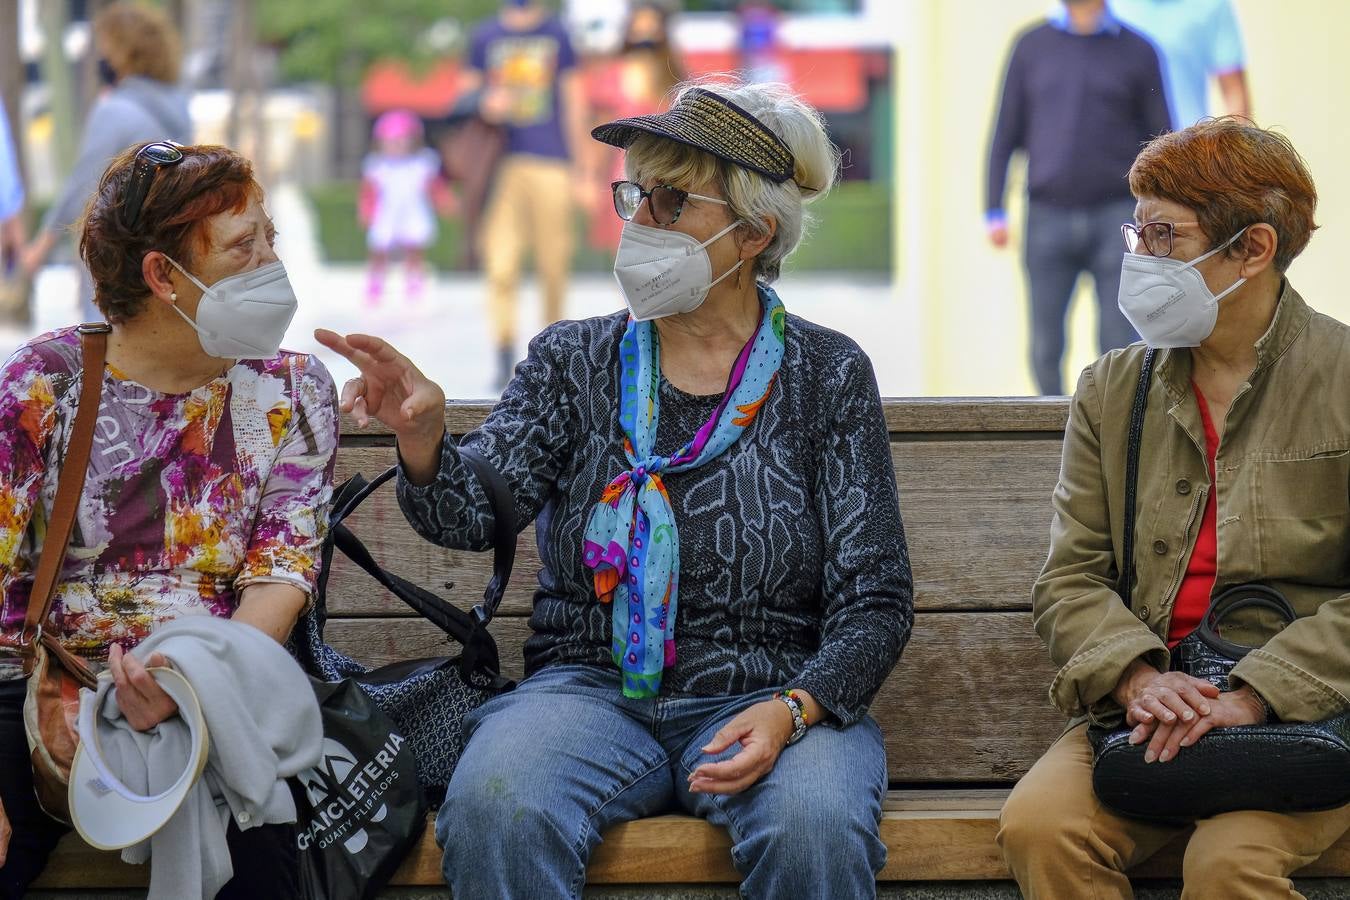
left=461, top=0, right=591, bottom=390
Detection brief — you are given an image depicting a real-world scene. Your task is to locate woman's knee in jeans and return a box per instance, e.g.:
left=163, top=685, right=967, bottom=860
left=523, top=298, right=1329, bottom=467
left=437, top=762, right=569, bottom=852
left=736, top=782, right=883, bottom=875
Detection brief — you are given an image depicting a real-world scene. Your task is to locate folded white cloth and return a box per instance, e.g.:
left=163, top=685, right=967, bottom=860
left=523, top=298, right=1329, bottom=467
left=82, top=616, right=321, bottom=900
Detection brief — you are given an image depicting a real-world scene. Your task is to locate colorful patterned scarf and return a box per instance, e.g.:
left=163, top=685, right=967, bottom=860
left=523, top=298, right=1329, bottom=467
left=583, top=287, right=786, bottom=698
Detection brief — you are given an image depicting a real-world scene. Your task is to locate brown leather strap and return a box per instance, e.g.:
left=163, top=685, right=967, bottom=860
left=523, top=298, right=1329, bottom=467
left=39, top=630, right=97, bottom=689
left=22, top=324, right=110, bottom=649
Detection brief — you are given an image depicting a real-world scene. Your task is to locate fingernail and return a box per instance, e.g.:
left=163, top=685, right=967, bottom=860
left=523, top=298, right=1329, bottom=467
left=1200, top=705, right=1211, bottom=715
left=1180, top=738, right=1192, bottom=747
left=1144, top=750, right=1156, bottom=763
left=1182, top=710, right=1194, bottom=721
left=1159, top=750, right=1171, bottom=762
left=1162, top=712, right=1175, bottom=722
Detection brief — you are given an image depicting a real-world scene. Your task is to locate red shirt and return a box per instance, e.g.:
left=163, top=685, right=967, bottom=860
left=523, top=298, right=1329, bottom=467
left=1168, top=382, right=1220, bottom=646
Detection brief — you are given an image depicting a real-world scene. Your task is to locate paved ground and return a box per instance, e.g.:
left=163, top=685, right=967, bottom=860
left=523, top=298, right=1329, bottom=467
left=2, top=185, right=917, bottom=401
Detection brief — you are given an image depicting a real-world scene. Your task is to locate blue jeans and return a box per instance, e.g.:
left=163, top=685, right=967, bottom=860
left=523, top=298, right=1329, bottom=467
left=436, top=663, right=888, bottom=899
left=1024, top=198, right=1139, bottom=395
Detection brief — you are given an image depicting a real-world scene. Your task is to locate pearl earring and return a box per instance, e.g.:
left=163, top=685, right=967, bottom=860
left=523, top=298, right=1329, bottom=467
left=170, top=291, right=177, bottom=303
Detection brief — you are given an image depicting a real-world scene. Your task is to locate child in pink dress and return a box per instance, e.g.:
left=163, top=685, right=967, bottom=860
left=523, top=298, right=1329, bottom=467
left=359, top=110, right=451, bottom=305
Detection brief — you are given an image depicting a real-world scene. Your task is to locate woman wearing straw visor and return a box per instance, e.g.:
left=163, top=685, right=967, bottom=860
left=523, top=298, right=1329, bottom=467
left=318, top=80, right=913, bottom=898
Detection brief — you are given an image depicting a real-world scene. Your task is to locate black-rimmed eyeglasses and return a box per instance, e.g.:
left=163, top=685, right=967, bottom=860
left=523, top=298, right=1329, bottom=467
left=1121, top=220, right=1202, bottom=258
left=122, top=141, right=185, bottom=230
left=611, top=180, right=729, bottom=225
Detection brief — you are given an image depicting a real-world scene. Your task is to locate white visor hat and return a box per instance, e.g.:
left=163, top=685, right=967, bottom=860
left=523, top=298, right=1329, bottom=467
left=69, top=666, right=210, bottom=850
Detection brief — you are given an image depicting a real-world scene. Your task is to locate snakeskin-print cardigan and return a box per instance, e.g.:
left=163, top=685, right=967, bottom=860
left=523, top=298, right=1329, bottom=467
left=396, top=310, right=913, bottom=726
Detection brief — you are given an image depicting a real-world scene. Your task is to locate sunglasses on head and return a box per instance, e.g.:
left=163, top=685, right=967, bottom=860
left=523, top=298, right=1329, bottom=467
left=122, top=141, right=185, bottom=230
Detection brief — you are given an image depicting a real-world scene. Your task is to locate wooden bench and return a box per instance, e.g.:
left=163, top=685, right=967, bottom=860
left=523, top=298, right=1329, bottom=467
left=35, top=398, right=1350, bottom=891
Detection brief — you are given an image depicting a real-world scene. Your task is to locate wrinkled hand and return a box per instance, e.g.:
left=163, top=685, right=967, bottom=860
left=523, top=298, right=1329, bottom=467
left=1134, top=687, right=1267, bottom=765
left=314, top=330, right=446, bottom=441
left=1112, top=659, right=1228, bottom=763
left=686, top=700, right=795, bottom=796
left=1113, top=660, right=1218, bottom=730
left=109, top=644, right=179, bottom=732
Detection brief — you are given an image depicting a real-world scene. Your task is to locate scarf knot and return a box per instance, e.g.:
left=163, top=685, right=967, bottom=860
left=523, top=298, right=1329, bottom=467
left=581, top=286, right=787, bottom=699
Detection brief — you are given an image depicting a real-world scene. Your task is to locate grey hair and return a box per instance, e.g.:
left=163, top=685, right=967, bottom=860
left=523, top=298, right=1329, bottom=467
left=623, top=79, right=840, bottom=283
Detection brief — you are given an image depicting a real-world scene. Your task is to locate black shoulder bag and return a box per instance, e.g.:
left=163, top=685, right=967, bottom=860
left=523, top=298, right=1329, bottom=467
left=1089, top=350, right=1350, bottom=821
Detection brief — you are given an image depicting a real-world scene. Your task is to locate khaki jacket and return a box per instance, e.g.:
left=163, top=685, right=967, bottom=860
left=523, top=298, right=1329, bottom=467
left=1034, top=282, right=1350, bottom=725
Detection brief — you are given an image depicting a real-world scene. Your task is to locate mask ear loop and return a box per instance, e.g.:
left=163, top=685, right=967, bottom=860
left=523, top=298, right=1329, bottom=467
left=1184, top=226, right=1249, bottom=272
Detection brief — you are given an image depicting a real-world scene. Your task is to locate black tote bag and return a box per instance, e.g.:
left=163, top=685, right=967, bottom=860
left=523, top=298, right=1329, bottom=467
left=291, top=448, right=517, bottom=801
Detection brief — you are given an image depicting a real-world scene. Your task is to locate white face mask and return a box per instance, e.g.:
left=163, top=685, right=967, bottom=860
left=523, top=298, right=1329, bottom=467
left=165, top=256, right=299, bottom=359
left=1116, top=228, right=1248, bottom=348
left=612, top=219, right=745, bottom=321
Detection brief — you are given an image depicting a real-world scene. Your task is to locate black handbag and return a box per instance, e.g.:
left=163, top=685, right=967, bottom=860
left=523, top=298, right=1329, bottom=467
left=292, top=677, right=427, bottom=900
left=291, top=448, right=516, bottom=805
left=1088, top=350, right=1350, bottom=820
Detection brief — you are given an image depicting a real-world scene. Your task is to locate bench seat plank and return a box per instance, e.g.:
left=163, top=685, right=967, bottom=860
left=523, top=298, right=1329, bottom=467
left=36, top=789, right=1350, bottom=887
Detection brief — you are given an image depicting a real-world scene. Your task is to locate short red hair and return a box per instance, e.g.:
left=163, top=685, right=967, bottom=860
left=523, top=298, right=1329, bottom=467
left=1129, top=118, right=1317, bottom=272
left=79, top=143, right=262, bottom=323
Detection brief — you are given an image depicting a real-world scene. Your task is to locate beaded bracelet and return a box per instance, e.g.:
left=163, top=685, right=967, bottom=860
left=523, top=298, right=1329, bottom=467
left=775, top=689, right=809, bottom=745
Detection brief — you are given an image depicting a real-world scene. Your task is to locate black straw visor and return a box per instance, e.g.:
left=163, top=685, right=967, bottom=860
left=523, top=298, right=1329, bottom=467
left=591, top=88, right=797, bottom=184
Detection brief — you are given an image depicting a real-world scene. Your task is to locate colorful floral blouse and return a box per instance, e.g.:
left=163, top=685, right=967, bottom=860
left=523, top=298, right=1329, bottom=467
left=0, top=328, right=338, bottom=677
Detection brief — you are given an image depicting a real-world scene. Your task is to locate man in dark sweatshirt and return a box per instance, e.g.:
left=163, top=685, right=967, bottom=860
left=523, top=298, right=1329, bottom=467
left=986, top=0, right=1171, bottom=395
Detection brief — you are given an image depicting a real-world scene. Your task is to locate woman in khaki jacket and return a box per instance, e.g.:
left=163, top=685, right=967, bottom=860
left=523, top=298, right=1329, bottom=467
left=998, top=118, right=1350, bottom=898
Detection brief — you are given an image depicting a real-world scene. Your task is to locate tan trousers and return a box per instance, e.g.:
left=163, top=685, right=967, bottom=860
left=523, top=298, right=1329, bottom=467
left=479, top=155, right=573, bottom=348
left=997, top=724, right=1350, bottom=899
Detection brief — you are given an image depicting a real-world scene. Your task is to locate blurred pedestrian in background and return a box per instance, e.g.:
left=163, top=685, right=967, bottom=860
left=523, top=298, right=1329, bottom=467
left=0, top=96, right=27, bottom=325
left=1112, top=0, right=1250, bottom=129
left=986, top=0, right=1171, bottom=395
left=738, top=1, right=787, bottom=86
left=360, top=109, right=450, bottom=306
left=586, top=2, right=684, bottom=253
left=463, top=0, right=590, bottom=389
left=20, top=1, right=192, bottom=323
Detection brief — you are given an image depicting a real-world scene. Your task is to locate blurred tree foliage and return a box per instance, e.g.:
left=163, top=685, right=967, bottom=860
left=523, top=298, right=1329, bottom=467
left=257, top=0, right=509, bottom=84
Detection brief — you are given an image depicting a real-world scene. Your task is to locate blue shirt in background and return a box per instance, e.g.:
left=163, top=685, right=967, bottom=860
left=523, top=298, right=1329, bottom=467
left=0, top=97, right=22, bottom=222
left=469, top=14, right=577, bottom=162
left=1111, top=0, right=1246, bottom=129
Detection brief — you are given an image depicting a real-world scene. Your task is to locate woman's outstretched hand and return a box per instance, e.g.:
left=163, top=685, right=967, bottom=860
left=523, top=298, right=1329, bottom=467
left=315, top=330, right=447, bottom=483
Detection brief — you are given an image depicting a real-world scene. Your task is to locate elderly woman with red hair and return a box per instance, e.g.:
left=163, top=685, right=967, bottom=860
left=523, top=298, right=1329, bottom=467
left=0, top=142, right=336, bottom=898
left=998, top=118, right=1350, bottom=897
